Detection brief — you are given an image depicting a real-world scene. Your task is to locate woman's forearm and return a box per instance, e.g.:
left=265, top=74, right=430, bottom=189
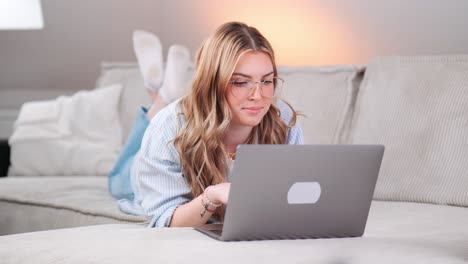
left=169, top=183, right=229, bottom=227
left=169, top=194, right=215, bottom=227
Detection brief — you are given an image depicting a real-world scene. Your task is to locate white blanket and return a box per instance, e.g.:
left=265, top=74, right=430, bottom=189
left=9, top=84, right=123, bottom=176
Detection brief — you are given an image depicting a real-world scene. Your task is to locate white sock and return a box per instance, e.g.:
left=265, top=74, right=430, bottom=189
left=159, top=45, right=191, bottom=103
left=132, top=30, right=164, bottom=92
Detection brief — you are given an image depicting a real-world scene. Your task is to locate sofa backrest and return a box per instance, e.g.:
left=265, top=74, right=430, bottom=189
left=96, top=63, right=365, bottom=145
left=347, top=55, right=468, bottom=207
left=95, top=62, right=154, bottom=142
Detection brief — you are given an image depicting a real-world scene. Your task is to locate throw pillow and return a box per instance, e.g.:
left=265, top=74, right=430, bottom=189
left=280, top=65, right=365, bottom=144
left=349, top=55, right=468, bottom=206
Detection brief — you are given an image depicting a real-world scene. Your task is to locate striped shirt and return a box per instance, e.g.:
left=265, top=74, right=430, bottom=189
left=118, top=99, right=304, bottom=227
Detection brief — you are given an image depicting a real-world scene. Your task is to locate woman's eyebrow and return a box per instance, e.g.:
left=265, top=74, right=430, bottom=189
left=262, top=71, right=275, bottom=77
left=232, top=71, right=275, bottom=78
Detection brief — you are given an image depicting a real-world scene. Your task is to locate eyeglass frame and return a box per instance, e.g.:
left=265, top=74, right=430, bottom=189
left=227, top=76, right=284, bottom=99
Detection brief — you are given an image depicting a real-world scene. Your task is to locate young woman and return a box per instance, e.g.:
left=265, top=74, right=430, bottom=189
left=110, top=22, right=304, bottom=228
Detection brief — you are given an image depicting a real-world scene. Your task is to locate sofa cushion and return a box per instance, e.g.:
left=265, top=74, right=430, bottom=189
left=0, top=177, right=148, bottom=235
left=280, top=65, right=364, bottom=144
left=0, top=201, right=467, bottom=263
left=349, top=55, right=468, bottom=206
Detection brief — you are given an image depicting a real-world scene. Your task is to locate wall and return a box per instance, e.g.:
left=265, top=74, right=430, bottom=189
left=1, top=0, right=468, bottom=137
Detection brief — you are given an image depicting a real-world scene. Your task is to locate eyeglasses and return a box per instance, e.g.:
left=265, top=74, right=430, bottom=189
left=228, top=76, right=284, bottom=99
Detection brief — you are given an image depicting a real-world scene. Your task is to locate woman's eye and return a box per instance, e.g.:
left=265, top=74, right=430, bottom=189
left=232, top=81, right=249, bottom=87
left=263, top=80, right=274, bottom=85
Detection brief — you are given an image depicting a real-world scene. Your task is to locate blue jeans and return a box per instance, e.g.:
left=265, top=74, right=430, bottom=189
left=108, top=107, right=149, bottom=200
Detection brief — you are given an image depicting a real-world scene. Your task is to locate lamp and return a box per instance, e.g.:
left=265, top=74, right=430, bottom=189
left=0, top=0, right=44, bottom=30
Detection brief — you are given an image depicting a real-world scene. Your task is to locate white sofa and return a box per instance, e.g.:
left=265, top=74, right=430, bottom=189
left=0, top=55, right=467, bottom=263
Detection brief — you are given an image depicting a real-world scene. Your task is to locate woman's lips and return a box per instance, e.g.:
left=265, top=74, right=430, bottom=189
left=243, top=106, right=263, bottom=114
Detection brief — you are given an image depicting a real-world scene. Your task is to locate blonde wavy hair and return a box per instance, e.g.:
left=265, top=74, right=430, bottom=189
left=174, top=22, right=298, bottom=213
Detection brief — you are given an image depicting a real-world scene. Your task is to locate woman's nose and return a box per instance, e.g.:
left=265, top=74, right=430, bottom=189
left=249, top=83, right=262, bottom=100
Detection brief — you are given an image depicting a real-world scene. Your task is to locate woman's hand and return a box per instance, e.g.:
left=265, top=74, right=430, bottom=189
left=208, top=183, right=231, bottom=205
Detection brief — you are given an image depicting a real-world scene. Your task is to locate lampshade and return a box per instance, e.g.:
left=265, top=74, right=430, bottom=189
left=0, top=0, right=44, bottom=30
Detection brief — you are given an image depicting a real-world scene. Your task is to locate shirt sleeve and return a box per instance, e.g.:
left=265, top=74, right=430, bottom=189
left=130, top=103, right=192, bottom=227
left=286, top=119, right=304, bottom=145
left=276, top=99, right=305, bottom=145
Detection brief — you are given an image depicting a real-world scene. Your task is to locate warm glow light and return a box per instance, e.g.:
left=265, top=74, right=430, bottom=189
left=200, top=1, right=363, bottom=65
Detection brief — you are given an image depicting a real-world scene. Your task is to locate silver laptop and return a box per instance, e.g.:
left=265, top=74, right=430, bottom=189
left=194, top=144, right=384, bottom=241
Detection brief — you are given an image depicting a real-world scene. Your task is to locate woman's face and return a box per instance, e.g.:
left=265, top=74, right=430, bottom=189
left=225, top=51, right=274, bottom=128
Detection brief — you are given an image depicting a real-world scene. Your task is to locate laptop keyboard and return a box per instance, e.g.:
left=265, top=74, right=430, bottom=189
left=209, top=229, right=223, bottom=236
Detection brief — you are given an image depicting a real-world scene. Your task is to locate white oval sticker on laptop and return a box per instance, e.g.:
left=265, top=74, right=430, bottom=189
left=287, top=182, right=322, bottom=204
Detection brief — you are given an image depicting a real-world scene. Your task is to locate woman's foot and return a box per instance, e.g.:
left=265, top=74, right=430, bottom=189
left=159, top=45, right=191, bottom=103
left=133, top=30, right=164, bottom=92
